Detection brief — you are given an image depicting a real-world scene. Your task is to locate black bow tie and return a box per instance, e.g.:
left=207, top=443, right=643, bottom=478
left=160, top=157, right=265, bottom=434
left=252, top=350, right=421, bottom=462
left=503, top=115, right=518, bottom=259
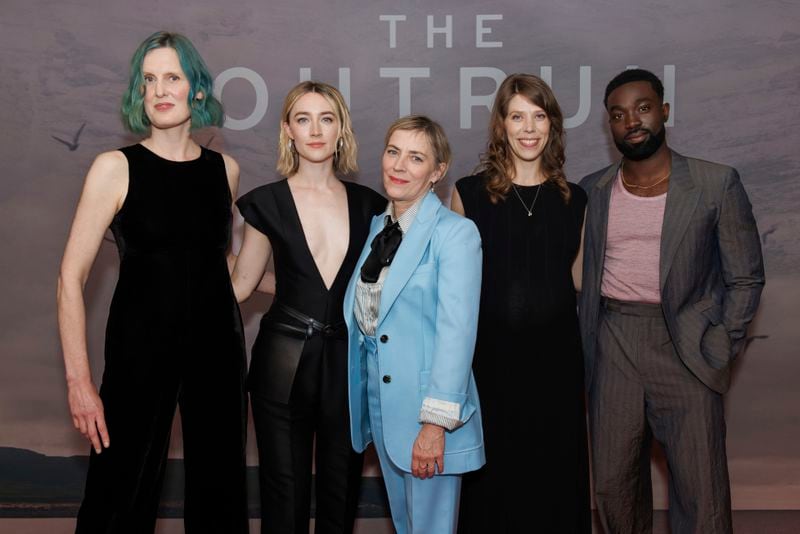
left=360, top=216, right=403, bottom=283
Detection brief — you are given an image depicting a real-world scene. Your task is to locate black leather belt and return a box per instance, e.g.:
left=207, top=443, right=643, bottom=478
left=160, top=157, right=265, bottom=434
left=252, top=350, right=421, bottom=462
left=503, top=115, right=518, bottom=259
left=270, top=302, right=345, bottom=339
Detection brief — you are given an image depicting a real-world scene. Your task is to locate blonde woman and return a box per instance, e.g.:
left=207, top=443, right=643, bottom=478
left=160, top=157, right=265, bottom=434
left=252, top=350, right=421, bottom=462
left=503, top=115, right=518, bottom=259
left=345, top=116, right=484, bottom=533
left=231, top=81, right=385, bottom=533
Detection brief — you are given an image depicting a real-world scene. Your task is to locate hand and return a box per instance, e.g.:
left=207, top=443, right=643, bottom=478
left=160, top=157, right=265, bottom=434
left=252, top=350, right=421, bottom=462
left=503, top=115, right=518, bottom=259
left=67, top=379, right=110, bottom=454
left=411, top=423, right=445, bottom=479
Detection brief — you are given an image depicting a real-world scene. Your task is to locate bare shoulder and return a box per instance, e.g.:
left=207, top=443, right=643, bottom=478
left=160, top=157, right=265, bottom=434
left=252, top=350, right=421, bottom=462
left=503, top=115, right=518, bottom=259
left=77, top=150, right=129, bottom=214
left=220, top=152, right=241, bottom=196
left=86, top=150, right=128, bottom=190
left=91, top=150, right=128, bottom=174
left=221, top=152, right=240, bottom=177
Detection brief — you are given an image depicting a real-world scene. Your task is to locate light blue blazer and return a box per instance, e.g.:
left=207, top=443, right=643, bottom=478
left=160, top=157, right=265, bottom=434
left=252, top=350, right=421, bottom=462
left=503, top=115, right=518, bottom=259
left=344, top=191, right=485, bottom=475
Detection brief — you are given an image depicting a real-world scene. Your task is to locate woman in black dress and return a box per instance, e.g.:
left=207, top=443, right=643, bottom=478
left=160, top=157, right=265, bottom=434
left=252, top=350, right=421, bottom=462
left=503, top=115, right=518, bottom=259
left=57, top=32, right=248, bottom=533
left=231, top=81, right=385, bottom=534
left=452, top=73, right=590, bottom=533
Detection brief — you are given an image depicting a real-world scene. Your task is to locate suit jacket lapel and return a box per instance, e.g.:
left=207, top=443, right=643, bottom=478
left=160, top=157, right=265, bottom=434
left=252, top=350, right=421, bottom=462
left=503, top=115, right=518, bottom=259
left=376, top=192, right=440, bottom=328
left=660, top=150, right=700, bottom=291
left=344, top=213, right=384, bottom=331
left=587, top=162, right=620, bottom=289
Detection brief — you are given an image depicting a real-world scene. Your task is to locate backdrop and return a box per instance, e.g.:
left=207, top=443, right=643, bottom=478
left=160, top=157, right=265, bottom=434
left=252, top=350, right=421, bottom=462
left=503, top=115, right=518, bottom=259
left=1, top=0, right=798, bottom=518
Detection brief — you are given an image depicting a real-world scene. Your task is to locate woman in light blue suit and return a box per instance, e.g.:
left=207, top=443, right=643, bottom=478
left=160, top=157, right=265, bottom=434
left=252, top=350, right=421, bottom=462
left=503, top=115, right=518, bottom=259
left=343, top=116, right=484, bottom=533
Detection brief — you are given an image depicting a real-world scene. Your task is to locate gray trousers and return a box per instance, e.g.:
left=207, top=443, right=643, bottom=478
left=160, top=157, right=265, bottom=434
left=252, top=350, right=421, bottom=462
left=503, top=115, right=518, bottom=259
left=588, top=298, right=732, bottom=534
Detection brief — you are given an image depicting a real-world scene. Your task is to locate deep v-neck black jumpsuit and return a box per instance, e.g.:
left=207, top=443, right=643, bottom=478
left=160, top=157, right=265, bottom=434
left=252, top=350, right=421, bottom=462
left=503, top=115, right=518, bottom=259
left=237, top=179, right=385, bottom=534
left=76, top=144, right=248, bottom=534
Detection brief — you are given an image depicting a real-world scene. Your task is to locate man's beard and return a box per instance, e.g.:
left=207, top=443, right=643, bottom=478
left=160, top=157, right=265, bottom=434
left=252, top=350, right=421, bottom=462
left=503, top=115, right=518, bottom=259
left=615, top=125, right=666, bottom=161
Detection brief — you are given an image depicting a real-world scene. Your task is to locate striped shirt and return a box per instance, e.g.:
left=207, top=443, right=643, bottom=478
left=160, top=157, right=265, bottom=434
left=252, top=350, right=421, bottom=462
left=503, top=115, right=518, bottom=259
left=355, top=200, right=420, bottom=335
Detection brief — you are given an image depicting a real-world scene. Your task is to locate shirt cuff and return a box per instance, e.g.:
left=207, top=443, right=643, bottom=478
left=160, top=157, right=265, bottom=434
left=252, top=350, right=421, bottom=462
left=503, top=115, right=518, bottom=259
left=419, top=397, right=463, bottom=431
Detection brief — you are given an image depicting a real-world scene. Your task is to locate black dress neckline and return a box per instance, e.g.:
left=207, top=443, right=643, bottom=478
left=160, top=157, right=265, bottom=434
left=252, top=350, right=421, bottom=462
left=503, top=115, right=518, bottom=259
left=136, top=143, right=205, bottom=164
left=279, top=178, right=357, bottom=293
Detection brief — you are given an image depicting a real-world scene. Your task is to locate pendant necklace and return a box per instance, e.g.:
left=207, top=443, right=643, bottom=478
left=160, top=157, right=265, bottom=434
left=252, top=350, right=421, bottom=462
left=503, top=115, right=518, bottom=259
left=511, top=182, right=542, bottom=217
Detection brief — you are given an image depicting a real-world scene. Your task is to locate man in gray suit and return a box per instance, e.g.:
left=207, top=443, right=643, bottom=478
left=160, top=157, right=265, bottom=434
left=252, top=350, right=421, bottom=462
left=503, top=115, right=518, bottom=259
left=579, top=69, right=764, bottom=533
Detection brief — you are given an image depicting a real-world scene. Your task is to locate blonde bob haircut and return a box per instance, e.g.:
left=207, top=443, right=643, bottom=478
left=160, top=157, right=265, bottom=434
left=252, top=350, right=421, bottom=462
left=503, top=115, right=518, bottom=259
left=277, top=81, right=358, bottom=177
left=384, top=115, right=452, bottom=179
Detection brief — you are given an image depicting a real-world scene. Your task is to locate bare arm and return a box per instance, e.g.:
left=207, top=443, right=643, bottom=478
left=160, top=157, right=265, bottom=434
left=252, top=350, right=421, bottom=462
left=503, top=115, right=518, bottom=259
left=255, top=268, right=276, bottom=295
left=572, top=208, right=587, bottom=293
left=222, top=153, right=240, bottom=204
left=450, top=186, right=465, bottom=215
left=57, top=151, right=128, bottom=453
left=231, top=223, right=273, bottom=302
left=223, top=153, right=241, bottom=272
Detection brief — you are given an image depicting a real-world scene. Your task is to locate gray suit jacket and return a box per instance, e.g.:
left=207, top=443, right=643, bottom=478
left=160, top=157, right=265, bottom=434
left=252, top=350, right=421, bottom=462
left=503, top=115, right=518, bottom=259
left=578, top=150, right=764, bottom=394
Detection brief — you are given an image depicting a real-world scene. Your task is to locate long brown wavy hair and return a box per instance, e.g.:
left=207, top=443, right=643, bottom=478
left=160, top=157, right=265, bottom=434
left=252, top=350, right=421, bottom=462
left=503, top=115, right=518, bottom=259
left=476, top=73, right=571, bottom=204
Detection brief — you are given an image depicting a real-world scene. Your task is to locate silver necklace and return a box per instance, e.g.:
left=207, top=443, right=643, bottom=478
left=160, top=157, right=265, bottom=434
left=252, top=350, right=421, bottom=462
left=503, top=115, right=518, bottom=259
left=510, top=182, right=542, bottom=217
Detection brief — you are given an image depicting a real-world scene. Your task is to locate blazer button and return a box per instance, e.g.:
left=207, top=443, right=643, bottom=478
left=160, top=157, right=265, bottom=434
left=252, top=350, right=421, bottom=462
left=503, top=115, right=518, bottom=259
left=382, top=375, right=391, bottom=384
left=380, top=334, right=389, bottom=343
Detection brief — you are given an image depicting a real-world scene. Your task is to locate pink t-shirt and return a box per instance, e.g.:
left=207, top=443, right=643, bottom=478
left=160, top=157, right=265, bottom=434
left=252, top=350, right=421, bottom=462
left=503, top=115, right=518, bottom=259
left=600, top=170, right=666, bottom=304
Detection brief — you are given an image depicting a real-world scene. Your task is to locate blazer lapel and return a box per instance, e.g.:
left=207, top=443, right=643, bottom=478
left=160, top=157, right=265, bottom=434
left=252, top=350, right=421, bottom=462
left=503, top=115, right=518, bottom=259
left=376, top=192, right=440, bottom=328
left=587, top=162, right=620, bottom=284
left=344, top=213, right=385, bottom=331
left=660, top=150, right=700, bottom=291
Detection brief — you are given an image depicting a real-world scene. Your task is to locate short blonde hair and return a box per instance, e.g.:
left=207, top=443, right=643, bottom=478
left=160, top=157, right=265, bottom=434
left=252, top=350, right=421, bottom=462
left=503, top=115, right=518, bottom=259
left=277, top=81, right=358, bottom=176
left=384, top=115, right=451, bottom=178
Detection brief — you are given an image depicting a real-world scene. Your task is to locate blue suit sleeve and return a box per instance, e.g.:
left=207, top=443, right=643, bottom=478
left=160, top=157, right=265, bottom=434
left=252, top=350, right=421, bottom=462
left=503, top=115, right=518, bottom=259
left=424, top=218, right=482, bottom=424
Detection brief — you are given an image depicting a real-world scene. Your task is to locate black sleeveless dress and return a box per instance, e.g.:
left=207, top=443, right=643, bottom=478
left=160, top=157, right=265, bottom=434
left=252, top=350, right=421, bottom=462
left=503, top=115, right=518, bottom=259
left=76, top=144, right=248, bottom=534
left=456, top=175, right=591, bottom=533
left=236, top=179, right=385, bottom=534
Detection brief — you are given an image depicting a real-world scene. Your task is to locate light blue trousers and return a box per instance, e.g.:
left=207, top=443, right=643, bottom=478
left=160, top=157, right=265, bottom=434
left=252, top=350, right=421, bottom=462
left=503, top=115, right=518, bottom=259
left=363, top=334, right=462, bottom=534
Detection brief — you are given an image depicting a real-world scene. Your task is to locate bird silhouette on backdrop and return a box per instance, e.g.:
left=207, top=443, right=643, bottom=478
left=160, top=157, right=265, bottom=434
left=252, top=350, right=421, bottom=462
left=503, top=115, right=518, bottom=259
left=51, top=122, right=86, bottom=151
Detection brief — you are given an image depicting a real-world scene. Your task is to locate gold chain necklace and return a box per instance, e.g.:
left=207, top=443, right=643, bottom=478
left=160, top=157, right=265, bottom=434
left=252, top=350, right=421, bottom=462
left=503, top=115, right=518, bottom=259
left=620, top=163, right=671, bottom=190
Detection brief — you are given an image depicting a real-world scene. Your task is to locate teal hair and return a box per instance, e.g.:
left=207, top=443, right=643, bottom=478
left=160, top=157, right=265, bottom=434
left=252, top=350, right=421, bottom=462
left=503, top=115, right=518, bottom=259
left=121, top=31, right=224, bottom=134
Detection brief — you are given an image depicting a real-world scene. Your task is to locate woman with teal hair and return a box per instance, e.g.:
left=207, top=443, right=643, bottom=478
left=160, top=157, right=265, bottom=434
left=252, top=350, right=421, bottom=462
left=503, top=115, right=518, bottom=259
left=57, top=31, right=248, bottom=533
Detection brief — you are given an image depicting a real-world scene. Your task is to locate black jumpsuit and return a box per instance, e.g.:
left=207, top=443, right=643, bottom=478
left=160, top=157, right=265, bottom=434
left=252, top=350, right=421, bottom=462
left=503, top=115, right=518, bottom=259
left=75, top=144, right=248, bottom=534
left=236, top=179, right=385, bottom=534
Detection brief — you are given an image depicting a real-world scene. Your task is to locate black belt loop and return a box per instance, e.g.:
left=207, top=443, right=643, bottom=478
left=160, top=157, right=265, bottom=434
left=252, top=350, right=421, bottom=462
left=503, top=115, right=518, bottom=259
left=275, top=302, right=345, bottom=339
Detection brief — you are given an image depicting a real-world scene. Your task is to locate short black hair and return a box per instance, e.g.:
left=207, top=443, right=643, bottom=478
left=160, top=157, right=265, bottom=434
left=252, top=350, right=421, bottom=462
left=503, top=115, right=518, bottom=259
left=604, top=69, right=664, bottom=109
